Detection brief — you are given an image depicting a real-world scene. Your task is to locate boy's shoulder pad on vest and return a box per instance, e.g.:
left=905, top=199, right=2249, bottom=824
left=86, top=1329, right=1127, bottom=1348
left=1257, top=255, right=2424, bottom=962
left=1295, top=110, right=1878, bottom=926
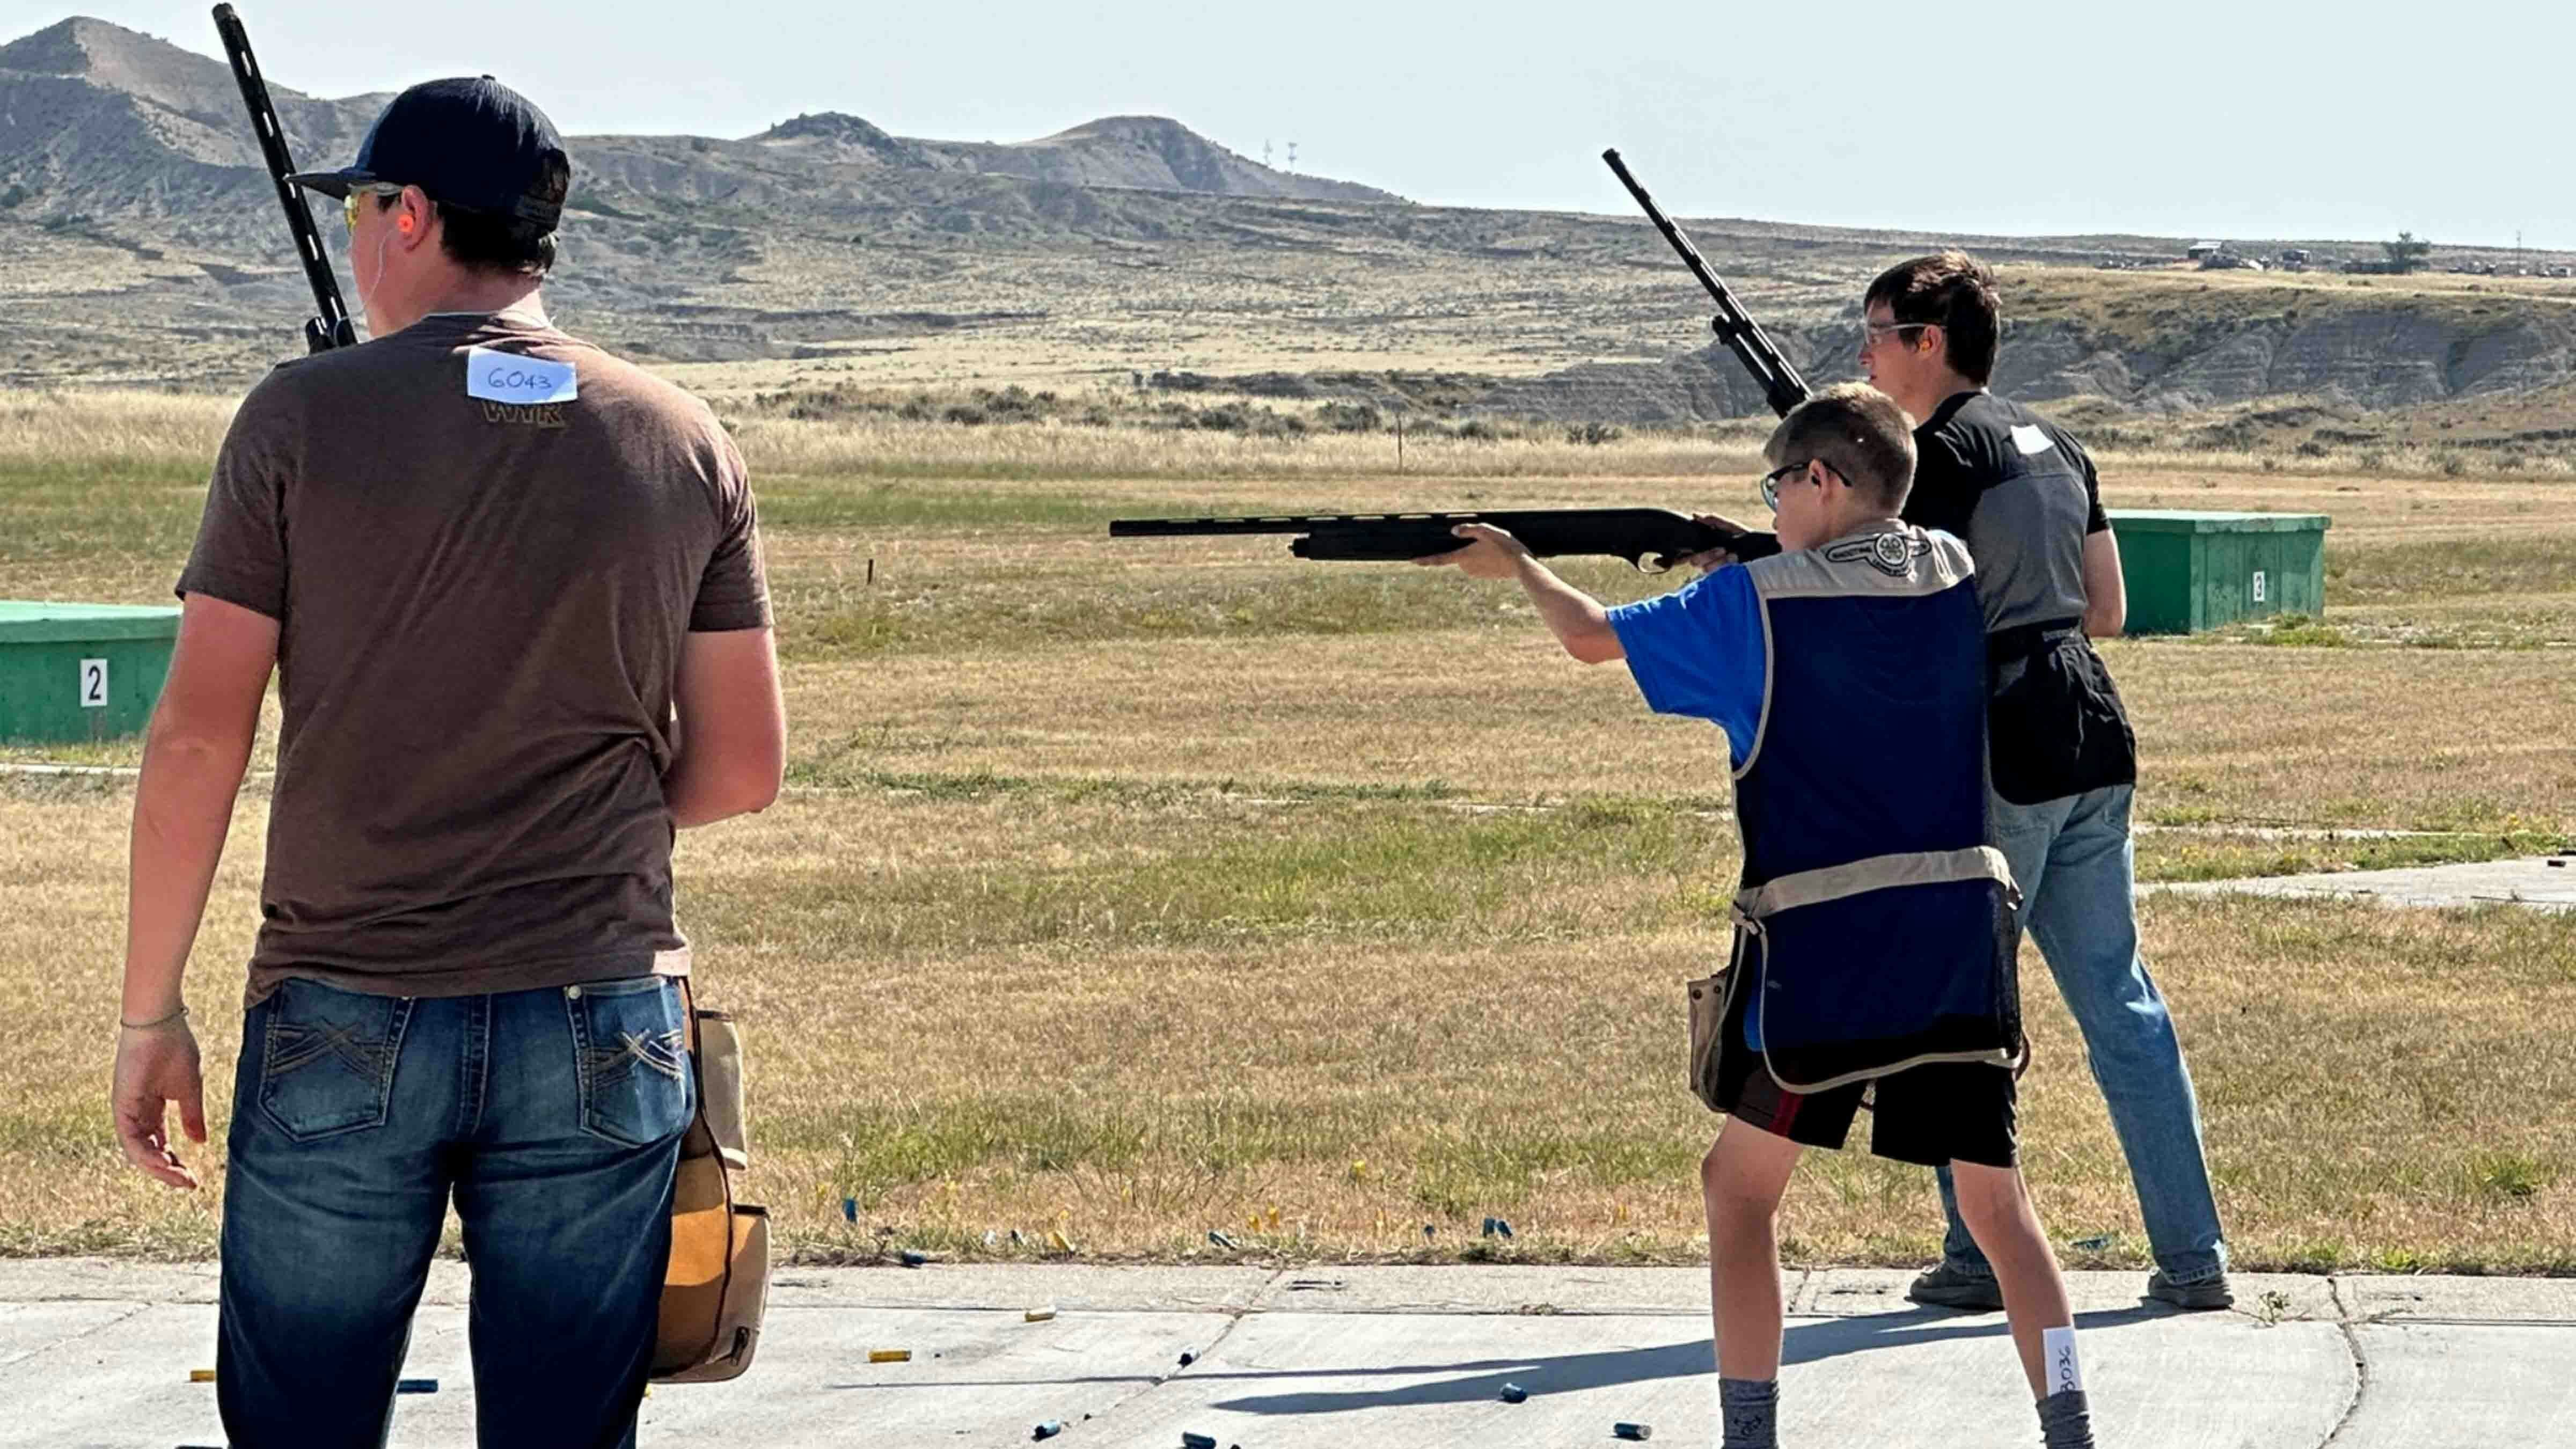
left=1743, top=525, right=1974, bottom=599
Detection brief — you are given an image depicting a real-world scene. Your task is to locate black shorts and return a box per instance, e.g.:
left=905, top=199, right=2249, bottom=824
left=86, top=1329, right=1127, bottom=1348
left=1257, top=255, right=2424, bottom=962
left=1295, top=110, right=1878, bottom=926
left=1717, top=1036, right=2018, bottom=1169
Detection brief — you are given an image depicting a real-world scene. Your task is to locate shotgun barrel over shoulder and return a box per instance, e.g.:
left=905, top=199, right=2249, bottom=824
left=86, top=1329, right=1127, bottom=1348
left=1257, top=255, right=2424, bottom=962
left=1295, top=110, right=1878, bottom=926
left=211, top=4, right=357, bottom=353
left=1600, top=148, right=1808, bottom=420
left=1110, top=508, right=1779, bottom=571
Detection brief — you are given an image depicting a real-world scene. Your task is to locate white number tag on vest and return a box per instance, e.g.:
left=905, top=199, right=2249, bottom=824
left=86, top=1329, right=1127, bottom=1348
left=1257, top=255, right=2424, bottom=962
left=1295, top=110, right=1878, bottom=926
left=466, top=347, right=578, bottom=405
left=2010, top=424, right=2054, bottom=457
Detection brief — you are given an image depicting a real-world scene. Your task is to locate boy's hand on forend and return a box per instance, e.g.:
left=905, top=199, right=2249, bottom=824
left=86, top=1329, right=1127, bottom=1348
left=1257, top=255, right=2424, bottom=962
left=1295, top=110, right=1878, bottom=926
left=1416, top=523, right=1531, bottom=580
left=1680, top=512, right=1755, bottom=573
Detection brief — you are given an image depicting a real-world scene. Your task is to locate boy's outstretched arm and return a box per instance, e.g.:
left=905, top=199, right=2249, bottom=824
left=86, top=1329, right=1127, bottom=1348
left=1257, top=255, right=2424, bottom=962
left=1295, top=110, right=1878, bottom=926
left=1415, top=522, right=1624, bottom=663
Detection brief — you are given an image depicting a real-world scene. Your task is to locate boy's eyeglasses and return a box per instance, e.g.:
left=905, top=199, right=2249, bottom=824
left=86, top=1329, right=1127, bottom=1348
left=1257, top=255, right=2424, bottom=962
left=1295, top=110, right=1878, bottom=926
left=1760, top=461, right=1809, bottom=511
left=1761, top=459, right=1846, bottom=511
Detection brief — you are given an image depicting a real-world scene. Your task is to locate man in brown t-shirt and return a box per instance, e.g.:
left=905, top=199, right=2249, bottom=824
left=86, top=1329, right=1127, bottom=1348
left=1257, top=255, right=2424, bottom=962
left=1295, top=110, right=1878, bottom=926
left=108, top=76, right=782, bottom=1448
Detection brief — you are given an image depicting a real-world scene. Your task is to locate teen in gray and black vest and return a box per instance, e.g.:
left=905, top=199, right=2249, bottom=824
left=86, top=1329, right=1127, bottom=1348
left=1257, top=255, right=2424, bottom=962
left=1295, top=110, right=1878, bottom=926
left=1863, top=251, right=2231, bottom=1312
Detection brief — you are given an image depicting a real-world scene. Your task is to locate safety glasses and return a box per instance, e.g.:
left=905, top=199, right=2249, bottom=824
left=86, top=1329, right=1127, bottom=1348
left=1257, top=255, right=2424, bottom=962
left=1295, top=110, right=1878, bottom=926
left=341, top=183, right=403, bottom=229
left=1858, top=319, right=1931, bottom=351
left=1760, top=458, right=1848, bottom=511
left=1760, top=461, right=1809, bottom=511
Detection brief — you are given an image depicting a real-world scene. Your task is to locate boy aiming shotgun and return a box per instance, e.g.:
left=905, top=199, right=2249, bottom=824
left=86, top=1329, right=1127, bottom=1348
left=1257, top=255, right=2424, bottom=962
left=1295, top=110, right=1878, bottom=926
left=1419, top=383, right=2098, bottom=1448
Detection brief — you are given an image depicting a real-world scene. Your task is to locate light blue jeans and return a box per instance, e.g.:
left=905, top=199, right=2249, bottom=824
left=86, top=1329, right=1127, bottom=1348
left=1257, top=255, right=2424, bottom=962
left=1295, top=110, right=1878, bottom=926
left=1935, top=784, right=2229, bottom=1285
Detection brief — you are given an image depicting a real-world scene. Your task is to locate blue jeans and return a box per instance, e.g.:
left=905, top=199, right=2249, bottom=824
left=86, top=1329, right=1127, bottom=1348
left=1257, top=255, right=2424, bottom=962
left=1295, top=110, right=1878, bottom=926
left=219, top=976, right=693, bottom=1449
left=1935, top=784, right=2229, bottom=1284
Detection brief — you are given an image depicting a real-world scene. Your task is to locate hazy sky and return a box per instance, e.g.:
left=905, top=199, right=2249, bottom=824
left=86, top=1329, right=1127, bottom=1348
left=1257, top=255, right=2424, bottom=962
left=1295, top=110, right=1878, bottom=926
left=13, top=0, right=2571, bottom=250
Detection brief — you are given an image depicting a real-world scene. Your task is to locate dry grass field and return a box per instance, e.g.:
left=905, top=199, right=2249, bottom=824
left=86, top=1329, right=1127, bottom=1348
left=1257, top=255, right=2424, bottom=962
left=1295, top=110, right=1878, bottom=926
left=2, top=388, right=2570, bottom=1275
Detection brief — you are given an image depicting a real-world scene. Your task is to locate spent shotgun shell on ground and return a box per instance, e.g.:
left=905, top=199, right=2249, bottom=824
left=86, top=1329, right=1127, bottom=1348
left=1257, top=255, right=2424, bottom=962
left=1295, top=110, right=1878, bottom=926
left=1033, top=1423, right=1064, bottom=1441
left=1025, top=1305, right=1058, bottom=1322
left=1613, top=1423, right=1653, bottom=1440
left=1181, top=1434, right=1218, bottom=1449
left=869, top=1349, right=912, bottom=1363
left=1499, top=1382, right=1528, bottom=1403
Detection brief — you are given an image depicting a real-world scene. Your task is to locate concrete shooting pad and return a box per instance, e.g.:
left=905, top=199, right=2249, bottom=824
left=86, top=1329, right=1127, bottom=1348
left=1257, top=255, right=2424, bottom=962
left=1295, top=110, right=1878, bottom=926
left=2151, top=855, right=2576, bottom=912
left=4, top=1264, right=2573, bottom=1446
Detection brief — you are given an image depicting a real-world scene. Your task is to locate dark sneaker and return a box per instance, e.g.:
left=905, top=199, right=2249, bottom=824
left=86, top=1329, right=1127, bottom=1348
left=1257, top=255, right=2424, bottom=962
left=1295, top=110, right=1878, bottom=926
left=1906, top=1262, right=2006, bottom=1311
left=2145, top=1269, right=2234, bottom=1310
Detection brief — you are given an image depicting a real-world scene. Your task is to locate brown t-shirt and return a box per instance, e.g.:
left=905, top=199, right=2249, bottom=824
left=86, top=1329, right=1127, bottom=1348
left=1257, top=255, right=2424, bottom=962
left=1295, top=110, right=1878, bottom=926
left=178, top=310, right=770, bottom=1005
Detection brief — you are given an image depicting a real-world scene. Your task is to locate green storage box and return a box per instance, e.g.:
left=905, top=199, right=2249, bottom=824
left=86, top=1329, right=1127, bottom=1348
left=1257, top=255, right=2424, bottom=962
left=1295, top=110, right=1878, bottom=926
left=0, top=601, right=183, bottom=744
left=2105, top=511, right=2331, bottom=635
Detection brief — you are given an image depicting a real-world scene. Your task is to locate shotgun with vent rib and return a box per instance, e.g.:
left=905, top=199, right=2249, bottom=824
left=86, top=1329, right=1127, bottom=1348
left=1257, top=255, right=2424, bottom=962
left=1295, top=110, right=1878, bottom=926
left=1108, top=508, right=1780, bottom=570
left=210, top=4, right=357, bottom=353
left=1121, top=156, right=1818, bottom=571
left=1600, top=148, right=1809, bottom=420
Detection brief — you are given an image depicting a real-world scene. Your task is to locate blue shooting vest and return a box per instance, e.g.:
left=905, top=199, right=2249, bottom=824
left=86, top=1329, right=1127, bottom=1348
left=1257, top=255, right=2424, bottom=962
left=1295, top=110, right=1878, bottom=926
left=1720, top=522, right=2023, bottom=1093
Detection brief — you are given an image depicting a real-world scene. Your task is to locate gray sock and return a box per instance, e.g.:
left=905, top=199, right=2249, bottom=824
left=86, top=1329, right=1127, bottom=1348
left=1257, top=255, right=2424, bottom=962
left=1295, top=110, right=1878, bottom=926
left=2038, top=1388, right=2095, bottom=1448
left=1719, top=1377, right=1777, bottom=1449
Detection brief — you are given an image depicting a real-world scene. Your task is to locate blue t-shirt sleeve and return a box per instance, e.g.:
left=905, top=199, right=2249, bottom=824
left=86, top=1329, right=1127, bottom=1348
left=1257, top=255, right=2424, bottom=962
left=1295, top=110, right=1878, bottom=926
left=1605, top=566, right=1767, bottom=767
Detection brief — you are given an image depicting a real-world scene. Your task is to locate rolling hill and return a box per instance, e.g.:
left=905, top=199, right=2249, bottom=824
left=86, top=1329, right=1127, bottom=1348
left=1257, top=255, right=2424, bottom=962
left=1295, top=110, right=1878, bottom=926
left=3, top=11, right=2573, bottom=432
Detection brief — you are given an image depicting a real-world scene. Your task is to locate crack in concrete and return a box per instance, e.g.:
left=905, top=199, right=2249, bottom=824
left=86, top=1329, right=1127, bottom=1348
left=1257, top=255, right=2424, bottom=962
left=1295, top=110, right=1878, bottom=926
left=1061, top=1268, right=1287, bottom=1438
left=2318, top=1319, right=2374, bottom=1446
left=2316, top=1278, right=2373, bottom=1447
left=2359, top=1315, right=2576, bottom=1328
left=10, top=1270, right=2575, bottom=1326
left=0, top=1299, right=151, bottom=1372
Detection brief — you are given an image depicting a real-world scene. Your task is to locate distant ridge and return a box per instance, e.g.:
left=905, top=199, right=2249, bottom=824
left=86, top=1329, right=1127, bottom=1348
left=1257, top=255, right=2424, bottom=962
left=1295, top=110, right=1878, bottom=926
left=752, top=112, right=948, bottom=171
left=918, top=115, right=1400, bottom=203
left=0, top=15, right=254, bottom=137
left=745, top=111, right=1396, bottom=203
left=4, top=11, right=2569, bottom=415
left=0, top=14, right=379, bottom=245
left=0, top=14, right=1399, bottom=239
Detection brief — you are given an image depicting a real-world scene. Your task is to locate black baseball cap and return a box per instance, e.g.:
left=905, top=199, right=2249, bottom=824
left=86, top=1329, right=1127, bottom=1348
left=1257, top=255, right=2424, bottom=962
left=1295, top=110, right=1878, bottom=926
left=290, top=76, right=570, bottom=232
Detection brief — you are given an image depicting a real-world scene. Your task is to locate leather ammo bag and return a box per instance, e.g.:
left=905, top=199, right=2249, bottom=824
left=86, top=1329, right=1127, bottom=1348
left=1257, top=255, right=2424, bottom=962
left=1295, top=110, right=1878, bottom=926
left=1686, top=951, right=1739, bottom=1114
left=652, top=996, right=771, bottom=1382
